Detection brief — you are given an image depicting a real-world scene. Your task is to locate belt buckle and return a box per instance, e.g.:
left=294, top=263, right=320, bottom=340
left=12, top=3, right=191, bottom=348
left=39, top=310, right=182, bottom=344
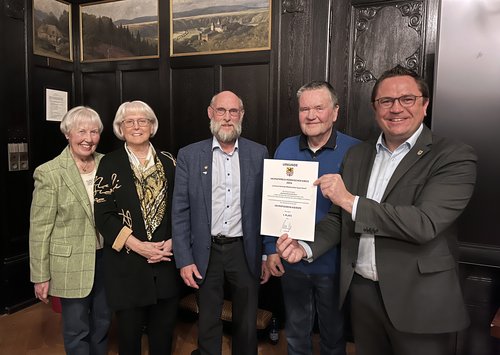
left=212, top=234, right=225, bottom=244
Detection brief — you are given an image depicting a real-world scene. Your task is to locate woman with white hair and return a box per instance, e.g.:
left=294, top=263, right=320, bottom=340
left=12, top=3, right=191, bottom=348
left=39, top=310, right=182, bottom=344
left=94, top=100, right=181, bottom=355
left=29, top=106, right=111, bottom=355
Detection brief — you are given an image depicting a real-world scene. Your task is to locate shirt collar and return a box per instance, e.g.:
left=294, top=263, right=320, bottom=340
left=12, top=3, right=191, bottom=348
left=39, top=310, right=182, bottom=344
left=212, top=136, right=239, bottom=154
left=124, top=142, right=153, bottom=166
left=376, top=124, right=423, bottom=153
left=299, top=129, right=338, bottom=152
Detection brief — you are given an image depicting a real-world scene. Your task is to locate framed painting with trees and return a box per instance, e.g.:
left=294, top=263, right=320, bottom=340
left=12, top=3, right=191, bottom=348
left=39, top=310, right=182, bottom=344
left=170, top=0, right=272, bottom=57
left=80, top=0, right=159, bottom=62
left=33, top=0, right=73, bottom=61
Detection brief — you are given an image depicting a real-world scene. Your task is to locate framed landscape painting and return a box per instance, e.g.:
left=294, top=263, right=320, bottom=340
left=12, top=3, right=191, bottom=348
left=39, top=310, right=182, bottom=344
left=170, top=0, right=271, bottom=57
left=80, top=0, right=159, bottom=62
left=33, top=0, right=72, bottom=61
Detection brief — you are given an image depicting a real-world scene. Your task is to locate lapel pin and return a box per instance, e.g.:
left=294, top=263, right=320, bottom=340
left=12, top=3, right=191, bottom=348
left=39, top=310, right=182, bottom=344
left=203, top=165, right=208, bottom=175
left=417, top=150, right=423, bottom=156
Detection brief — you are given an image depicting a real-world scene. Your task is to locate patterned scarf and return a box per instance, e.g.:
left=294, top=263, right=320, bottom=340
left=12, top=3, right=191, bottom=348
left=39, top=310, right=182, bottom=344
left=131, top=152, right=167, bottom=240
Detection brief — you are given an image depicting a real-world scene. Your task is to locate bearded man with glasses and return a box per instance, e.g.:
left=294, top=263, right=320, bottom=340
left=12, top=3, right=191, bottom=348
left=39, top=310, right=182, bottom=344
left=172, top=91, right=270, bottom=355
left=276, top=65, right=477, bottom=355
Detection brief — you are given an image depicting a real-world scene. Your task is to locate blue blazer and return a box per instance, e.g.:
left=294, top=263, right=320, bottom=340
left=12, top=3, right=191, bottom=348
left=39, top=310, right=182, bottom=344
left=172, top=137, right=269, bottom=280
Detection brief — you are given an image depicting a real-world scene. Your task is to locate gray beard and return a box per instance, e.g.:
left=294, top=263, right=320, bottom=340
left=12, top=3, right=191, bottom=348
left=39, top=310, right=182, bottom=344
left=210, top=119, right=242, bottom=143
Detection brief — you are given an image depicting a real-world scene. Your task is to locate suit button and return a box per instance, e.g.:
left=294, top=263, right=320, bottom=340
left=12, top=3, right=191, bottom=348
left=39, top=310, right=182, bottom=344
left=351, top=262, right=356, bottom=268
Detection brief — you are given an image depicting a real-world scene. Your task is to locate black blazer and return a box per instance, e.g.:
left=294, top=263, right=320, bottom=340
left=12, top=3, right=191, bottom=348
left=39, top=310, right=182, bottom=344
left=311, top=125, right=477, bottom=333
left=95, top=146, right=181, bottom=311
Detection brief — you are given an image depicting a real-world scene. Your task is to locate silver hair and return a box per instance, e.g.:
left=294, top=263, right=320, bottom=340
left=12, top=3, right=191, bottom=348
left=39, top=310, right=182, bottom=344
left=210, top=92, right=244, bottom=110
left=60, top=106, right=103, bottom=136
left=296, top=81, right=339, bottom=107
left=209, top=118, right=243, bottom=143
left=112, top=100, right=159, bottom=141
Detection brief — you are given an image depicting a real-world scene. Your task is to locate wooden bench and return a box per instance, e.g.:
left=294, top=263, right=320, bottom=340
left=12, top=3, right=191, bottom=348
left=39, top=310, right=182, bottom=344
left=179, top=293, right=273, bottom=330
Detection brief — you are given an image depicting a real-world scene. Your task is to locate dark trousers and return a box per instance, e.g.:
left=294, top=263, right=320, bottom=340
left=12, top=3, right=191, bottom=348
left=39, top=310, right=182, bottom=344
left=115, top=296, right=179, bottom=355
left=281, top=268, right=345, bottom=355
left=350, top=273, right=456, bottom=355
left=197, top=239, right=259, bottom=355
left=60, top=250, right=111, bottom=355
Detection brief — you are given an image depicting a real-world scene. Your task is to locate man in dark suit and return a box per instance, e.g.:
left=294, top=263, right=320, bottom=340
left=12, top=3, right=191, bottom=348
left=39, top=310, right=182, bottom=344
left=172, top=91, right=270, bottom=355
left=276, top=65, right=477, bottom=355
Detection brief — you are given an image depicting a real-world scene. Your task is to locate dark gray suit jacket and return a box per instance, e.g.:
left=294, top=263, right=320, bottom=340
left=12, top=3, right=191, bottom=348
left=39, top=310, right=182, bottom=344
left=311, top=125, right=477, bottom=333
left=172, top=137, right=268, bottom=280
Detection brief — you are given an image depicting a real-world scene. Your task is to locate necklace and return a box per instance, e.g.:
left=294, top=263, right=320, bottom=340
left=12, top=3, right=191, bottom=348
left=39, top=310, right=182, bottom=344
left=69, top=149, right=94, bottom=173
left=79, top=160, right=91, bottom=172
left=73, top=154, right=93, bottom=172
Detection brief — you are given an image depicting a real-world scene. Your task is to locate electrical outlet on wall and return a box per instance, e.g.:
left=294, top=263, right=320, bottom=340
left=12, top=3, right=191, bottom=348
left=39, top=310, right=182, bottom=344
left=8, top=143, right=20, bottom=171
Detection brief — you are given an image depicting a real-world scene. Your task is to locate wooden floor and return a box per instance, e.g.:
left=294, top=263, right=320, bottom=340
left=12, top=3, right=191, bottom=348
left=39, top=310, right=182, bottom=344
left=0, top=302, right=356, bottom=354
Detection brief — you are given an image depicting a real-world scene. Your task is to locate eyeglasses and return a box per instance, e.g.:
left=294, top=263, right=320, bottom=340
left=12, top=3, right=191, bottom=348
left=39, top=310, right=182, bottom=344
left=374, top=95, right=424, bottom=109
left=211, top=106, right=243, bottom=117
left=121, top=118, right=150, bottom=128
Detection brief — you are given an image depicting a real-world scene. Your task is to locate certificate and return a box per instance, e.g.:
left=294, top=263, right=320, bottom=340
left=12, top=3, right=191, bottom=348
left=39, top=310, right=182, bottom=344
left=261, top=159, right=318, bottom=241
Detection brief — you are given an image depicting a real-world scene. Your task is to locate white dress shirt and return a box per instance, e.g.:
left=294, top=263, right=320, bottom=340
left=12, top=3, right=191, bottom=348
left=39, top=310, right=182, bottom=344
left=352, top=124, right=423, bottom=280
left=210, top=137, right=243, bottom=238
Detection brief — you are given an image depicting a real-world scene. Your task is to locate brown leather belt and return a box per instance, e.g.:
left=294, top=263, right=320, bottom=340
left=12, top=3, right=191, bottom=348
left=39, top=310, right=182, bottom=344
left=211, top=234, right=242, bottom=245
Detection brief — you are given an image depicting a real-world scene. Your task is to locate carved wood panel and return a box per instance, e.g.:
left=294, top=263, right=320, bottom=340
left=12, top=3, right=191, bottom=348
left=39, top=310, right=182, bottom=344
left=351, top=1, right=425, bottom=140
left=330, top=0, right=436, bottom=141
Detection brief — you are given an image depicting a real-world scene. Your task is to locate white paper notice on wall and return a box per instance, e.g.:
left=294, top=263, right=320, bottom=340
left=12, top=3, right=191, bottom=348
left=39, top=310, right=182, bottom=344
left=46, top=88, right=68, bottom=122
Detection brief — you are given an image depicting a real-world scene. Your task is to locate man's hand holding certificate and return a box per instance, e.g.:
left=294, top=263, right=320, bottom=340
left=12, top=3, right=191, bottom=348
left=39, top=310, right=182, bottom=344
left=260, top=159, right=318, bottom=241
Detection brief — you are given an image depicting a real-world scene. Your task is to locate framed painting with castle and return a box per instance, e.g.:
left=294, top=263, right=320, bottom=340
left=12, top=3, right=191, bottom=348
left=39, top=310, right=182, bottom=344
left=33, top=0, right=73, bottom=61
left=170, top=0, right=271, bottom=57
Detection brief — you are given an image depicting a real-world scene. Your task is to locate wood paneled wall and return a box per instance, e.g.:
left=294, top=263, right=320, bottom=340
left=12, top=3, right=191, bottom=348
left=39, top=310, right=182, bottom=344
left=2, top=1, right=500, bottom=353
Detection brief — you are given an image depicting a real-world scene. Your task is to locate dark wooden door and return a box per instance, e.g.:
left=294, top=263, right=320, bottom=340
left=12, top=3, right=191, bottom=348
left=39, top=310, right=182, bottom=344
left=326, top=1, right=500, bottom=355
left=328, top=0, right=438, bottom=141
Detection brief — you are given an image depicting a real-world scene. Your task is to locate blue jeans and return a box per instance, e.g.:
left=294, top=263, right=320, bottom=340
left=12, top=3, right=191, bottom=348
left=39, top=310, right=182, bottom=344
left=60, top=250, right=111, bottom=355
left=281, top=268, right=345, bottom=355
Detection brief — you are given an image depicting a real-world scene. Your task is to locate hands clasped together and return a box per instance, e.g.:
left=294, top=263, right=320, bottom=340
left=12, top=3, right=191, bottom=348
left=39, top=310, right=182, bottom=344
left=143, top=239, right=173, bottom=263
left=125, top=236, right=173, bottom=264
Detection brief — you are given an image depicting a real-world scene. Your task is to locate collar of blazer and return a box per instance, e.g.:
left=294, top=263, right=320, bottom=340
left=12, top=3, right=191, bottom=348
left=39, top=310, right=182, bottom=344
left=381, top=126, right=432, bottom=201
left=59, top=146, right=102, bottom=223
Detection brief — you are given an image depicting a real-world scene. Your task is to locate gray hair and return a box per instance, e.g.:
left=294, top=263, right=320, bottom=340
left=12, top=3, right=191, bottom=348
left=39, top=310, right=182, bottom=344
left=112, top=100, right=159, bottom=141
left=60, top=106, right=103, bottom=136
left=210, top=92, right=244, bottom=110
left=296, top=81, right=339, bottom=107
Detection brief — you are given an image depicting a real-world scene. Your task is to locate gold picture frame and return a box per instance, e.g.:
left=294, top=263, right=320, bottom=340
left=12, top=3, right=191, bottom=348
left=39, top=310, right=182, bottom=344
left=170, top=0, right=272, bottom=57
left=80, top=0, right=159, bottom=62
left=33, top=0, right=73, bottom=62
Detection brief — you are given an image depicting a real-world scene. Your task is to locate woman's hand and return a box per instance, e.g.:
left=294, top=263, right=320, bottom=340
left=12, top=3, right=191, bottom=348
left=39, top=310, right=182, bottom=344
left=125, top=236, right=173, bottom=263
left=147, top=239, right=174, bottom=263
left=34, top=281, right=50, bottom=304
